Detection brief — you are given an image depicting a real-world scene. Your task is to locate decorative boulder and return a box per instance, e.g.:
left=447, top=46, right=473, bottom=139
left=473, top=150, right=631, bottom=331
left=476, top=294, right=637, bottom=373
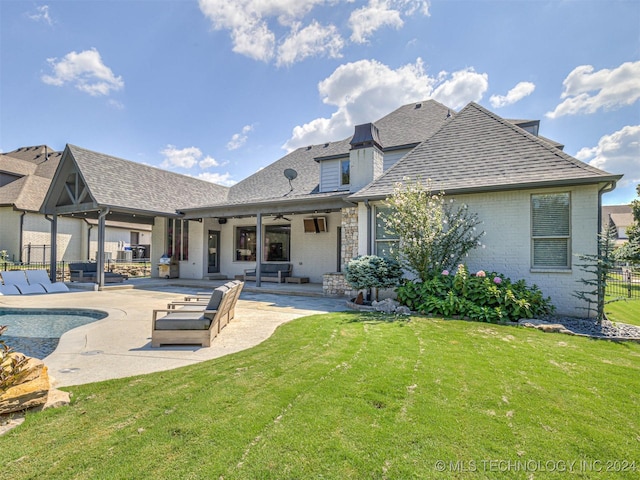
left=0, top=357, right=50, bottom=415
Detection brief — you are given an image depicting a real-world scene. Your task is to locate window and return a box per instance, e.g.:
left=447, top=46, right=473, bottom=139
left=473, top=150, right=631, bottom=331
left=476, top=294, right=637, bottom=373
left=265, top=225, right=291, bottom=261
left=235, top=226, right=256, bottom=261
left=531, top=193, right=570, bottom=268
left=341, top=159, right=350, bottom=186
left=235, top=225, right=292, bottom=261
left=375, top=206, right=399, bottom=259
left=166, top=219, right=189, bottom=261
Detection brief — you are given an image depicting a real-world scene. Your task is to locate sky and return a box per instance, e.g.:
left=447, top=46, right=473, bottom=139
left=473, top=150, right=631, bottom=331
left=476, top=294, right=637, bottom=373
left=1, top=0, right=639, bottom=205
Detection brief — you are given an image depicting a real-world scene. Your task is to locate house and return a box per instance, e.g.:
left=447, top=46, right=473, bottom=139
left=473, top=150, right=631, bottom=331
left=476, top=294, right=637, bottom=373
left=602, top=204, right=634, bottom=246
left=40, top=100, right=622, bottom=316
left=0, top=145, right=152, bottom=264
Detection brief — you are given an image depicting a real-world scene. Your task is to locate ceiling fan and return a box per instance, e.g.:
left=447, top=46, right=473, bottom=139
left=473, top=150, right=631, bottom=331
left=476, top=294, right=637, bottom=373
left=272, top=214, right=292, bottom=221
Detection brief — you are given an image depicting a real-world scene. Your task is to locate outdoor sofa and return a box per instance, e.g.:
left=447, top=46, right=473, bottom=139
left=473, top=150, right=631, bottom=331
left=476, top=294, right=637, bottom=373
left=151, top=280, right=244, bottom=348
left=68, top=262, right=128, bottom=283
left=243, top=263, right=292, bottom=283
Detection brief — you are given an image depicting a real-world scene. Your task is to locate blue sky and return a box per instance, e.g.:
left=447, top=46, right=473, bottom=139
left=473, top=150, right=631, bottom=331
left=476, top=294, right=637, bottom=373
left=1, top=0, right=638, bottom=205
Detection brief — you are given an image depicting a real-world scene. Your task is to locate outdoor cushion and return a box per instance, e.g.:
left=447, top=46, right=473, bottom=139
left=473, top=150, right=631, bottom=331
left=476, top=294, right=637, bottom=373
left=0, top=271, right=47, bottom=294
left=155, top=312, right=211, bottom=330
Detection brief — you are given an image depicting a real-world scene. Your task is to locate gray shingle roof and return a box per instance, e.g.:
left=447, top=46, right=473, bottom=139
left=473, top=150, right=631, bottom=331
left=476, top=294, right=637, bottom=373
left=350, top=102, right=622, bottom=200
left=60, top=145, right=229, bottom=215
left=0, top=145, right=61, bottom=211
left=226, top=99, right=453, bottom=205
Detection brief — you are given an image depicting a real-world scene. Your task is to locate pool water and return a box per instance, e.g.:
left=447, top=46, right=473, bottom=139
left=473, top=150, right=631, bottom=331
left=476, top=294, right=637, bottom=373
left=0, top=308, right=108, bottom=359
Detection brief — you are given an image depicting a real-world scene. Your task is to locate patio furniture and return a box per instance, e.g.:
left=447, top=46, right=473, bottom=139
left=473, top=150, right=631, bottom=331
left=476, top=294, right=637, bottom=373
left=0, top=284, right=21, bottom=295
left=0, top=271, right=47, bottom=294
left=68, top=262, right=128, bottom=283
left=151, top=281, right=244, bottom=347
left=243, top=263, right=292, bottom=283
left=24, top=269, right=70, bottom=293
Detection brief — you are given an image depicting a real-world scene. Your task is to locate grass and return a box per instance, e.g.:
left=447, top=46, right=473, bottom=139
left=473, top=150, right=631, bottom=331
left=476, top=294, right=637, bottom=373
left=1, top=312, right=639, bottom=479
left=605, top=298, right=640, bottom=327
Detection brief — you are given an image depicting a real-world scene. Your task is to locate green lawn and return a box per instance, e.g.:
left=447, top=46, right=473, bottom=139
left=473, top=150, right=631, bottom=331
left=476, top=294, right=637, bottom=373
left=605, top=298, right=640, bottom=327
left=2, top=312, right=639, bottom=479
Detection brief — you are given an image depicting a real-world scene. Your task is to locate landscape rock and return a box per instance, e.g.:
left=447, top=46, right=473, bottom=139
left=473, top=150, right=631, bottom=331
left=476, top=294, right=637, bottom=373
left=0, top=357, right=50, bottom=415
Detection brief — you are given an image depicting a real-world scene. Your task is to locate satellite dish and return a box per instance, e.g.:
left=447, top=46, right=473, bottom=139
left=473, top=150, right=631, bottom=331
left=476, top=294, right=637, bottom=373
left=283, top=168, right=297, bottom=196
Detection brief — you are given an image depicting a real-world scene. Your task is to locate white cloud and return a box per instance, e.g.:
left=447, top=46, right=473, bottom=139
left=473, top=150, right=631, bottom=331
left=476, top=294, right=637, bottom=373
left=546, top=61, right=640, bottom=118
left=27, top=5, right=53, bottom=25
left=575, top=125, right=640, bottom=189
left=489, top=81, right=535, bottom=108
left=199, top=156, right=220, bottom=169
left=349, top=1, right=404, bottom=44
left=199, top=0, right=428, bottom=65
left=196, top=171, right=237, bottom=187
left=160, top=145, right=205, bottom=169
left=198, top=0, right=330, bottom=63
left=41, top=48, right=124, bottom=96
left=348, top=0, right=429, bottom=43
left=277, top=21, right=344, bottom=66
left=227, top=125, right=255, bottom=151
left=430, top=68, right=488, bottom=110
left=283, top=58, right=488, bottom=151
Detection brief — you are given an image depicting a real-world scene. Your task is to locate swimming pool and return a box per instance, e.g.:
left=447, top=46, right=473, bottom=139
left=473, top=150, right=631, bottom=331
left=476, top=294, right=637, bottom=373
left=0, top=308, right=108, bottom=359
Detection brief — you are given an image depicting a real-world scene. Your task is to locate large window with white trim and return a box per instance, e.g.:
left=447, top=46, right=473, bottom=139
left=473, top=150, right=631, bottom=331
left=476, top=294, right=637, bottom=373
left=531, top=193, right=571, bottom=268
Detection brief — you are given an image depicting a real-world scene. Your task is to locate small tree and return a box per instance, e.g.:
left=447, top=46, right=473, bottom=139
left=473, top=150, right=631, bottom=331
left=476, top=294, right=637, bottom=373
left=382, top=178, right=484, bottom=281
left=573, top=225, right=619, bottom=323
left=614, top=184, right=640, bottom=264
left=345, top=255, right=403, bottom=301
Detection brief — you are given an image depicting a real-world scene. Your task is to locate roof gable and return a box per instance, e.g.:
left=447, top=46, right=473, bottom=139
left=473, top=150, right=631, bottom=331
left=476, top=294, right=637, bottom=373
left=42, top=144, right=230, bottom=217
left=351, top=102, right=622, bottom=200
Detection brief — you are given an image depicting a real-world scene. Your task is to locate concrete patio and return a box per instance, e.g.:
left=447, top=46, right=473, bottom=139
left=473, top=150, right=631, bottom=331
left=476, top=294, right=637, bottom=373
left=0, top=279, right=349, bottom=387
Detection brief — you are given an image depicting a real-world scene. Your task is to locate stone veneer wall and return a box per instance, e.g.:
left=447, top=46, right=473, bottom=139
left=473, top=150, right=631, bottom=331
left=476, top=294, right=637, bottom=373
left=341, top=207, right=359, bottom=270
left=323, top=207, right=359, bottom=298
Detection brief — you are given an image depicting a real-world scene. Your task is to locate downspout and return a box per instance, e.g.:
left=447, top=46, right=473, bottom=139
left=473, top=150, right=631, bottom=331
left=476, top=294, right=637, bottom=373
left=18, top=211, right=26, bottom=263
left=84, top=218, right=93, bottom=261
left=364, top=200, right=372, bottom=255
left=598, top=181, right=616, bottom=233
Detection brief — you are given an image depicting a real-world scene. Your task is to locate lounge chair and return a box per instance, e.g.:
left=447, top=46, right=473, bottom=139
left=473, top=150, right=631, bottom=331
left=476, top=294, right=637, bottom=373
left=25, top=269, right=70, bottom=293
left=0, top=284, right=21, bottom=295
left=151, top=281, right=244, bottom=347
left=0, top=271, right=47, bottom=294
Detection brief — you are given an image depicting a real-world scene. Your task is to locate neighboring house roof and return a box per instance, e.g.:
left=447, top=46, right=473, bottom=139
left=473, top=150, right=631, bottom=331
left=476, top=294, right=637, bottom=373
left=0, top=145, right=62, bottom=211
left=42, top=144, right=230, bottom=218
left=602, top=204, right=634, bottom=235
left=350, top=102, right=621, bottom=200
left=224, top=99, right=453, bottom=206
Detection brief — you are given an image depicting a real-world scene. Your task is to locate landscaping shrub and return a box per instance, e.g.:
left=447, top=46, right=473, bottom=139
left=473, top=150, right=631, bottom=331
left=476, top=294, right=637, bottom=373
left=396, top=264, right=554, bottom=323
left=345, top=255, right=403, bottom=301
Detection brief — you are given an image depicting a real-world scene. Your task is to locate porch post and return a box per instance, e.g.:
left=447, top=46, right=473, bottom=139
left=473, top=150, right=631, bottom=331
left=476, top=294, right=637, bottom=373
left=97, top=209, right=108, bottom=288
left=49, top=214, right=58, bottom=282
left=256, top=213, right=262, bottom=287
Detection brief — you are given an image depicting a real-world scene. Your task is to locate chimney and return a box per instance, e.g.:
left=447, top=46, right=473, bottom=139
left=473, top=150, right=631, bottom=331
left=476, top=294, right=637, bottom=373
left=348, top=123, right=384, bottom=192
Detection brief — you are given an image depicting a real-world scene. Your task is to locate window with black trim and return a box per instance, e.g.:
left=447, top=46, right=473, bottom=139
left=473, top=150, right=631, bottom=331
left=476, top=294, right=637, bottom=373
left=235, top=226, right=256, bottom=261
left=531, top=193, right=570, bottom=268
left=265, top=225, right=291, bottom=261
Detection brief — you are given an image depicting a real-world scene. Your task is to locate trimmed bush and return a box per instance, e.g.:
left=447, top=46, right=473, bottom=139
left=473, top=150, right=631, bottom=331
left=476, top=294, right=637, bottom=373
left=345, top=255, right=403, bottom=300
left=396, top=264, right=554, bottom=323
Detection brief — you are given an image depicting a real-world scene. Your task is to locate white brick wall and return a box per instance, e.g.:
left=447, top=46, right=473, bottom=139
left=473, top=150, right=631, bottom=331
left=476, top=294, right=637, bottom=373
left=366, top=185, right=602, bottom=317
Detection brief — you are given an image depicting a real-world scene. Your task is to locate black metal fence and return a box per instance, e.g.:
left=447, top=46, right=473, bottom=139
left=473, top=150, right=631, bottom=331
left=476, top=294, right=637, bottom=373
left=607, top=267, right=640, bottom=299
left=0, top=258, right=153, bottom=281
